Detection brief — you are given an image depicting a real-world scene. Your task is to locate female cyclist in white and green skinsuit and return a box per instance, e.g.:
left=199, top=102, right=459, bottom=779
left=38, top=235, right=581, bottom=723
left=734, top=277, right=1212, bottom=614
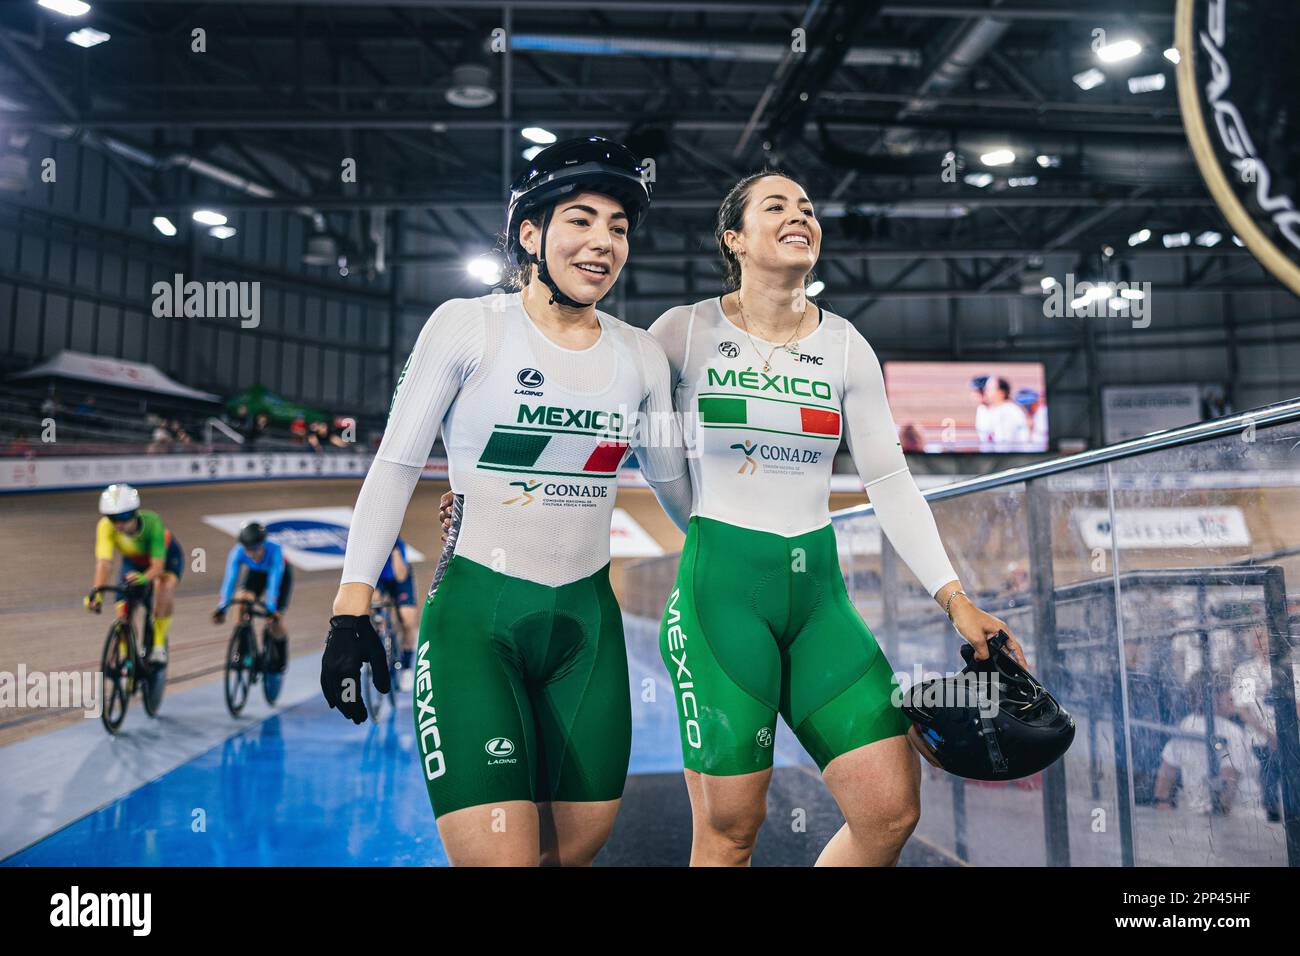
left=650, top=171, right=1027, bottom=867
left=320, top=138, right=690, bottom=867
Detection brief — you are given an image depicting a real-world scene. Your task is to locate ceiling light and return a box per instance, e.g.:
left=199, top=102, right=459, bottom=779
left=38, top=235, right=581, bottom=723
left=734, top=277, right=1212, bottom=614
left=192, top=209, right=227, bottom=226
left=805, top=280, right=825, bottom=297
left=1127, top=73, right=1166, bottom=94
left=980, top=149, right=1015, bottom=167
left=39, top=0, right=91, bottom=16
left=521, top=127, right=556, bottom=145
left=1040, top=276, right=1058, bottom=293
left=1162, top=232, right=1192, bottom=248
left=65, top=27, right=109, bottom=48
left=521, top=145, right=543, bottom=161
left=1195, top=230, right=1222, bottom=247
left=1120, top=287, right=1145, bottom=300
left=963, top=172, right=993, bottom=188
left=466, top=254, right=502, bottom=285
left=208, top=225, right=236, bottom=240
left=1073, top=68, right=1106, bottom=91
left=152, top=216, right=177, bottom=237
left=1097, top=39, right=1142, bottom=63
left=1008, top=176, right=1038, bottom=188
left=1036, top=154, right=1060, bottom=169
left=1128, top=228, right=1151, bottom=246
left=1164, top=47, right=1181, bottom=64
left=1232, top=235, right=1244, bottom=247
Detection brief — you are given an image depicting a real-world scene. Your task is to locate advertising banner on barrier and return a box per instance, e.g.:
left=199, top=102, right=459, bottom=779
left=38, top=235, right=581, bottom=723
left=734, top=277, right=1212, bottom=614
left=1073, top=506, right=1252, bottom=550
left=203, top=507, right=428, bottom=572
left=1102, top=385, right=1202, bottom=444
left=0, top=452, right=372, bottom=493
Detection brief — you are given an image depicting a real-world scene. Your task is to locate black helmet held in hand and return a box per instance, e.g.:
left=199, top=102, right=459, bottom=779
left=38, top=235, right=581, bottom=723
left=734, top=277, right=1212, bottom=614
left=902, top=631, right=1075, bottom=781
left=238, top=521, right=268, bottom=548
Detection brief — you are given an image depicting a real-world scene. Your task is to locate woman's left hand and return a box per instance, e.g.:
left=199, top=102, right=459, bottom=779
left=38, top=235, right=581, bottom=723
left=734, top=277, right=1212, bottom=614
left=949, top=597, right=1028, bottom=668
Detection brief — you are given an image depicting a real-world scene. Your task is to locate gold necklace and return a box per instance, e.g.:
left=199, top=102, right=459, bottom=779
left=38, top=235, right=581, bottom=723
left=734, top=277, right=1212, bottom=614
left=736, top=293, right=806, bottom=372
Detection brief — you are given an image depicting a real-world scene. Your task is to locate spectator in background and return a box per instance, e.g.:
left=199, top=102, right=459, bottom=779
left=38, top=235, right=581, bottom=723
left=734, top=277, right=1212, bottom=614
left=899, top=423, right=925, bottom=453
left=74, top=394, right=98, bottom=425
left=1155, top=674, right=1258, bottom=816
left=247, top=412, right=270, bottom=448
left=6, top=430, right=33, bottom=456
left=306, top=419, right=348, bottom=453
left=229, top=403, right=251, bottom=433
left=40, top=392, right=59, bottom=420
left=168, top=419, right=192, bottom=445
left=149, top=417, right=172, bottom=454
left=979, top=376, right=1031, bottom=452
left=1014, top=387, right=1048, bottom=450
left=1233, top=630, right=1297, bottom=824
left=970, top=375, right=989, bottom=450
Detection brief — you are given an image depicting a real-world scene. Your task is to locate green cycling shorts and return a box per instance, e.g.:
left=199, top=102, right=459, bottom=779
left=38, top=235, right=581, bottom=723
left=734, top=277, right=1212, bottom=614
left=414, top=554, right=631, bottom=818
left=660, top=516, right=910, bottom=776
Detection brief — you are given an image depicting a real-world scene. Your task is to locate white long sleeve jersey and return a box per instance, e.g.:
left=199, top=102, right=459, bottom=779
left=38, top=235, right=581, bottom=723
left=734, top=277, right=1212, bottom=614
left=342, top=293, right=686, bottom=589
left=649, top=297, right=958, bottom=597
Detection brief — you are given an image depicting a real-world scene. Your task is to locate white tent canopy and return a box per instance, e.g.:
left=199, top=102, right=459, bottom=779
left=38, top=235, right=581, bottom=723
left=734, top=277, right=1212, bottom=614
left=10, top=350, right=221, bottom=403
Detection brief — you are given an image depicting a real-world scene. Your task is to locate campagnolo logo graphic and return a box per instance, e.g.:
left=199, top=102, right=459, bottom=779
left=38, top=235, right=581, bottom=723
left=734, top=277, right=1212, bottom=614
left=515, top=367, right=545, bottom=396
left=1178, top=0, right=1300, bottom=295
left=756, top=727, right=774, bottom=748
left=718, top=341, right=740, bottom=358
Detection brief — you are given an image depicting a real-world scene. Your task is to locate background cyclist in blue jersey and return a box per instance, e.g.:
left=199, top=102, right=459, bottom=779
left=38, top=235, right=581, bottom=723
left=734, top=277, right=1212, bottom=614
left=375, top=537, right=419, bottom=692
left=212, top=521, right=292, bottom=670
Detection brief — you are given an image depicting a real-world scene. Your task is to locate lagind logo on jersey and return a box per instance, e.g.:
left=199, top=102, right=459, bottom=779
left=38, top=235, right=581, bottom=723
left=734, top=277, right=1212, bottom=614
left=264, top=519, right=349, bottom=555
left=515, top=368, right=544, bottom=396
left=486, top=737, right=517, bottom=765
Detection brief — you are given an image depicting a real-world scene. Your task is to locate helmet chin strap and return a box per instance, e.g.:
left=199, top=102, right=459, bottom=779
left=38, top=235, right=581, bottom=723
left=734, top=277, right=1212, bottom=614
left=528, top=206, right=596, bottom=309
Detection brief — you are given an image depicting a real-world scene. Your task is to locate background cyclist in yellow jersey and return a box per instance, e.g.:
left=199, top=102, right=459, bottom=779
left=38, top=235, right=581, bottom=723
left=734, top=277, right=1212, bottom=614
left=84, top=483, right=184, bottom=665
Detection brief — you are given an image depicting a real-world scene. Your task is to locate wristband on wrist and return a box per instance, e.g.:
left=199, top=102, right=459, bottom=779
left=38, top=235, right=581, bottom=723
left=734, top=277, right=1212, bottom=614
left=944, top=589, right=968, bottom=620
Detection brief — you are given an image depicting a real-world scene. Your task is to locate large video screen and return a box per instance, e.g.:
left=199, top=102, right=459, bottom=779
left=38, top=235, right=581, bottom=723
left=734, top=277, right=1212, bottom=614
left=883, top=361, right=1048, bottom=453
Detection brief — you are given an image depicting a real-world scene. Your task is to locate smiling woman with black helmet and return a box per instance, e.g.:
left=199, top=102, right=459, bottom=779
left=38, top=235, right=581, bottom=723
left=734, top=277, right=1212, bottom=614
left=320, top=137, right=690, bottom=866
left=649, top=170, right=1028, bottom=867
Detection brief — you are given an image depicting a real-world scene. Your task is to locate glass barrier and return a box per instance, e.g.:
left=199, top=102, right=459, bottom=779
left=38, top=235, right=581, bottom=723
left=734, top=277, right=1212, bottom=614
left=621, top=410, right=1300, bottom=867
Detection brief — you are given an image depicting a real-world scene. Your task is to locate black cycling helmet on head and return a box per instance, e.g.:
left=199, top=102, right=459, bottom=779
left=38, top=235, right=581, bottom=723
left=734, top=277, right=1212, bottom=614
left=238, top=521, right=268, bottom=548
left=902, top=631, right=1075, bottom=781
left=505, top=136, right=652, bottom=308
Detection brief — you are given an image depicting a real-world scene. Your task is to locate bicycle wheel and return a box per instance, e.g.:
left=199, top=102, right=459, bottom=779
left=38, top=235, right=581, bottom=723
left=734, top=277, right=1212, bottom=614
left=224, top=625, right=253, bottom=716
left=262, top=633, right=284, bottom=706
left=99, top=622, right=131, bottom=734
left=141, top=654, right=167, bottom=717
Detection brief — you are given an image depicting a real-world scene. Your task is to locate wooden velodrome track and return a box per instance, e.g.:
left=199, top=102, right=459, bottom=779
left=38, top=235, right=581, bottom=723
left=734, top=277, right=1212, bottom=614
left=0, top=478, right=870, bottom=747
left=5, top=474, right=1298, bottom=748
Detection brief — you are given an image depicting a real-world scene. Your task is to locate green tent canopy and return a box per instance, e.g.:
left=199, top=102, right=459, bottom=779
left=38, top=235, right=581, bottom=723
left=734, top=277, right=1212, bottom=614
left=227, top=385, right=329, bottom=424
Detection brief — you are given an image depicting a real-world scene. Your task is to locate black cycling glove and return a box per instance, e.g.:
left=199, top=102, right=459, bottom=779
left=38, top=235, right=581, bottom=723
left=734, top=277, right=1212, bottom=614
left=320, top=614, right=391, bottom=724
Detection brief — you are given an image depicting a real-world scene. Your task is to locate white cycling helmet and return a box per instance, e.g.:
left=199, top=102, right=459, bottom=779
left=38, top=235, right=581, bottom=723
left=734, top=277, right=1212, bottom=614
left=99, top=483, right=141, bottom=517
